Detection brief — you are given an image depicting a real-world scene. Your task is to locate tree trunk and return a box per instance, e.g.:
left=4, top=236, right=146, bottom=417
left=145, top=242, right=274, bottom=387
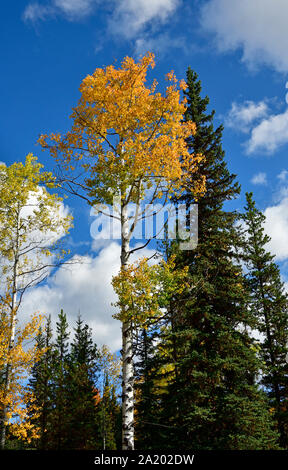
left=0, top=288, right=17, bottom=450
left=121, top=200, right=134, bottom=450
left=0, top=207, right=19, bottom=450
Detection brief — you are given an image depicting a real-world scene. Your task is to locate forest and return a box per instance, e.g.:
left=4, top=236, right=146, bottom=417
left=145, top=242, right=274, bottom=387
left=0, top=53, right=287, bottom=452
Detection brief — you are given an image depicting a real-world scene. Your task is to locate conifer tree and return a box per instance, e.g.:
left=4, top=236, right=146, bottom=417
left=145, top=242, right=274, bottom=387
left=27, top=312, right=122, bottom=450
left=134, top=328, right=164, bottom=449
left=243, top=192, right=288, bottom=448
left=28, top=315, right=54, bottom=450
left=158, top=69, right=279, bottom=449
left=67, top=315, right=100, bottom=449
left=50, top=310, right=70, bottom=450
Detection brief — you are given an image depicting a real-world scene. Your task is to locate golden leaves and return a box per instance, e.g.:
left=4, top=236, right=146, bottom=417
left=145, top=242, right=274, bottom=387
left=98, top=345, right=121, bottom=392
left=0, top=301, right=45, bottom=443
left=38, top=52, right=205, bottom=204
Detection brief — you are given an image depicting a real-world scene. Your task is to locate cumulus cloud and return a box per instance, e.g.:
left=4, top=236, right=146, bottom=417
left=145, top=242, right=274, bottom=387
left=19, top=243, right=121, bottom=351
left=0, top=187, right=72, bottom=296
left=23, top=0, right=182, bottom=58
left=23, top=0, right=180, bottom=34
left=109, top=0, right=180, bottom=39
left=241, top=182, right=288, bottom=262
left=225, top=96, right=288, bottom=155
left=21, top=187, right=70, bottom=246
left=23, top=3, right=54, bottom=22
left=19, top=242, right=156, bottom=352
left=134, top=32, right=185, bottom=58
left=23, top=0, right=96, bottom=22
left=54, top=0, right=95, bottom=17
left=246, top=109, right=288, bottom=154
left=251, top=172, right=267, bottom=185
left=225, top=100, right=269, bottom=133
left=264, top=196, right=288, bottom=261
left=277, top=170, right=288, bottom=182
left=200, top=0, right=288, bottom=73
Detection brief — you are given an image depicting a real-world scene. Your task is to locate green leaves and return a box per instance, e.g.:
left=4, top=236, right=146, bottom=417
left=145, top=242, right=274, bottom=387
left=112, top=256, right=188, bottom=328
left=0, top=154, right=73, bottom=292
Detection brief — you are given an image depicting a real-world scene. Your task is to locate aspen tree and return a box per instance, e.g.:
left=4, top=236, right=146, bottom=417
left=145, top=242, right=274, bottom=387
left=38, top=53, right=204, bottom=449
left=0, top=155, right=73, bottom=448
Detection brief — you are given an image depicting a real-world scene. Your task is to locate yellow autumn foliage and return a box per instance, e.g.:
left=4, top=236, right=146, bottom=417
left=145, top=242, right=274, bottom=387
left=38, top=53, right=205, bottom=205
left=0, top=294, right=45, bottom=443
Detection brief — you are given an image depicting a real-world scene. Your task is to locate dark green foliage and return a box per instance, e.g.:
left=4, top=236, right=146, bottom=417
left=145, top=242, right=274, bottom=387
left=49, top=310, right=70, bottom=449
left=134, top=327, right=168, bottom=449
left=28, top=316, right=54, bottom=449
left=66, top=315, right=100, bottom=449
left=137, top=69, right=279, bottom=450
left=8, top=69, right=288, bottom=452
left=243, top=192, right=288, bottom=447
left=28, top=312, right=121, bottom=450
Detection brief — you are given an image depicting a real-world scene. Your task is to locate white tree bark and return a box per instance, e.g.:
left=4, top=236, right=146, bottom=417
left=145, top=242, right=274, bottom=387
left=0, top=292, right=17, bottom=450
left=121, top=200, right=134, bottom=450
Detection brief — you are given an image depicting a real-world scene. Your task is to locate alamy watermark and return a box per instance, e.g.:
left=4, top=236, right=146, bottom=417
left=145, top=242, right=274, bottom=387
left=90, top=197, right=198, bottom=251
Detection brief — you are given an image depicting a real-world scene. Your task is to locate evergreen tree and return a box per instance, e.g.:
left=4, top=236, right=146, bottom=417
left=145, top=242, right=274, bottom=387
left=50, top=310, right=70, bottom=450
left=27, top=312, right=121, bottom=450
left=109, top=385, right=122, bottom=450
left=28, top=316, right=54, bottom=450
left=243, top=192, right=288, bottom=448
left=67, top=315, right=101, bottom=449
left=155, top=69, right=279, bottom=449
left=134, top=327, right=167, bottom=449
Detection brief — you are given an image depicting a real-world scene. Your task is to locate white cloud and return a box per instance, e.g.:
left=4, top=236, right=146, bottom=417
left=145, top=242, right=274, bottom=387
left=24, top=0, right=180, bottom=32
left=23, top=0, right=182, bottom=57
left=23, top=0, right=97, bottom=22
left=0, top=187, right=72, bottom=294
left=225, top=100, right=269, bottom=133
left=19, top=243, right=121, bottom=351
left=134, top=32, right=185, bottom=57
left=226, top=97, right=288, bottom=155
left=251, top=172, right=267, bottom=185
left=264, top=196, right=288, bottom=261
left=53, top=0, right=96, bottom=18
left=277, top=169, right=288, bottom=182
left=246, top=109, right=288, bottom=154
left=23, top=2, right=54, bottom=22
left=200, top=0, right=288, bottom=73
left=19, top=242, right=156, bottom=352
left=21, top=188, right=70, bottom=246
left=110, top=0, right=180, bottom=38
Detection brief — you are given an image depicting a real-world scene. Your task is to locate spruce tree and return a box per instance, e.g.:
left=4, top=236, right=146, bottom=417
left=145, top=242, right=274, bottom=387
left=158, top=69, right=279, bottom=449
left=28, top=315, right=54, bottom=450
left=67, top=315, right=101, bottom=449
left=134, top=327, right=167, bottom=449
left=50, top=310, right=70, bottom=450
left=243, top=192, right=288, bottom=448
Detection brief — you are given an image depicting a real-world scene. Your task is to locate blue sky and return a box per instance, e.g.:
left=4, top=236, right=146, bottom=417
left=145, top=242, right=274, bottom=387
left=2, top=0, right=288, bottom=350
